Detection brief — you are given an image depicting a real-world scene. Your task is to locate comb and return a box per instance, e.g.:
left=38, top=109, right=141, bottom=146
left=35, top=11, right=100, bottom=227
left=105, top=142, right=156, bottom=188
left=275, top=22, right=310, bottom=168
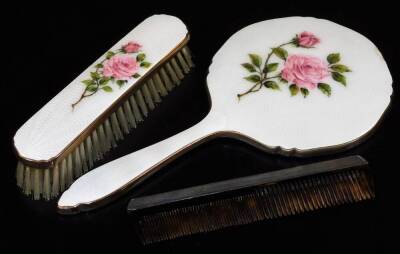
left=127, top=155, right=374, bottom=244
left=13, top=15, right=194, bottom=200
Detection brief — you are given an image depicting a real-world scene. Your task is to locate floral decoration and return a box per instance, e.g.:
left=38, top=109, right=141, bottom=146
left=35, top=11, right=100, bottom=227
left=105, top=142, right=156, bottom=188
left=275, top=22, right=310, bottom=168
left=72, top=41, right=151, bottom=108
left=238, top=32, right=351, bottom=99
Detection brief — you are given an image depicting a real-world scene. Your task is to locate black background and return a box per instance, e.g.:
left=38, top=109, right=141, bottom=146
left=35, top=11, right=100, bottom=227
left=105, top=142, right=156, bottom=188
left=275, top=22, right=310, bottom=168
left=2, top=2, right=399, bottom=253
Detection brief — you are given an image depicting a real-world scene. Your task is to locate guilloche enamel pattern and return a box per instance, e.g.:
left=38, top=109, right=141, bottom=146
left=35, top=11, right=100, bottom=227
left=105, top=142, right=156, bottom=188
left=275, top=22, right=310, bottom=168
left=58, top=17, right=392, bottom=213
left=13, top=15, right=194, bottom=200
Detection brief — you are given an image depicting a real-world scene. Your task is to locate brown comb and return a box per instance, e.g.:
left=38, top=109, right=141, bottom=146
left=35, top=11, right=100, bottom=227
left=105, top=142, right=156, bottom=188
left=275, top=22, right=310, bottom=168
left=127, top=155, right=374, bottom=244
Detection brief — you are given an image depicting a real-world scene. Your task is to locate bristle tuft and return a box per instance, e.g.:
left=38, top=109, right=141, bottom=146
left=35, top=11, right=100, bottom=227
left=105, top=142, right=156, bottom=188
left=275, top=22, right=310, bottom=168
left=16, top=46, right=194, bottom=200
left=23, top=166, right=31, bottom=195
left=182, top=46, right=194, bottom=67
left=141, top=84, right=155, bottom=110
left=117, top=107, right=130, bottom=134
left=165, top=62, right=180, bottom=85
left=66, top=154, right=74, bottom=187
left=171, top=58, right=184, bottom=80
left=60, top=159, right=67, bottom=192
left=80, top=142, right=89, bottom=173
left=73, top=147, right=82, bottom=178
left=159, top=68, right=174, bottom=91
left=110, top=112, right=123, bottom=141
left=43, top=169, right=51, bottom=200
left=129, top=95, right=143, bottom=122
left=135, top=90, right=148, bottom=117
left=51, top=164, right=60, bottom=198
left=16, top=162, right=24, bottom=187
left=147, top=79, right=162, bottom=103
left=123, top=101, right=137, bottom=129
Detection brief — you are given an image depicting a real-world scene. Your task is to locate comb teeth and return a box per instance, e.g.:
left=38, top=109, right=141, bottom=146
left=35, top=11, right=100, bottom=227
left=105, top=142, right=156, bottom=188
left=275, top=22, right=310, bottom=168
left=134, top=168, right=374, bottom=244
left=16, top=46, right=194, bottom=200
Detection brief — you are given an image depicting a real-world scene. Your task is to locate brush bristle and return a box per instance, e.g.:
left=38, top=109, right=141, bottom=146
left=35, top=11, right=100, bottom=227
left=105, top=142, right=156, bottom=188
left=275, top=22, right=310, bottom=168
left=134, top=168, right=374, bottom=244
left=16, top=46, right=194, bottom=200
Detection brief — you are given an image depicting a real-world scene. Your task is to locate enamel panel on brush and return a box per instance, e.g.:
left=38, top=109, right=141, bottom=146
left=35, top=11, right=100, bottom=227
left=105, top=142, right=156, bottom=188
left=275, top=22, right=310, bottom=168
left=14, top=14, right=188, bottom=161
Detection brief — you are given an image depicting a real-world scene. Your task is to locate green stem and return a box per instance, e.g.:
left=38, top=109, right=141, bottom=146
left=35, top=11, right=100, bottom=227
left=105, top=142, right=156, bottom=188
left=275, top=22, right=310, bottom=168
left=264, top=41, right=292, bottom=67
left=71, top=81, right=99, bottom=109
left=265, top=75, right=281, bottom=80
left=239, top=40, right=293, bottom=100
left=262, top=41, right=292, bottom=82
left=71, top=49, right=126, bottom=109
left=237, top=82, right=262, bottom=99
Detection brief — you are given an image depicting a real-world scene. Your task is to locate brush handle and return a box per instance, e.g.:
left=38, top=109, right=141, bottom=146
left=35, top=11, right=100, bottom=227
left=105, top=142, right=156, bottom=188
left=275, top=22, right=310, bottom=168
left=58, top=112, right=225, bottom=213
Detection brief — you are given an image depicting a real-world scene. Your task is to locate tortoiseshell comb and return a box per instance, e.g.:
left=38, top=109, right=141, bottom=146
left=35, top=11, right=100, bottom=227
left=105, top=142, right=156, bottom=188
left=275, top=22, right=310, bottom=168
left=127, top=156, right=374, bottom=244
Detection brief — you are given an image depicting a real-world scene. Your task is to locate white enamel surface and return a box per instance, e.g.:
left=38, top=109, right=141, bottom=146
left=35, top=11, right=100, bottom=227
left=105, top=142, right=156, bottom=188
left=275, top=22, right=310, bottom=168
left=59, top=17, right=392, bottom=210
left=207, top=16, right=392, bottom=151
left=58, top=113, right=225, bottom=208
left=14, top=15, right=187, bottom=161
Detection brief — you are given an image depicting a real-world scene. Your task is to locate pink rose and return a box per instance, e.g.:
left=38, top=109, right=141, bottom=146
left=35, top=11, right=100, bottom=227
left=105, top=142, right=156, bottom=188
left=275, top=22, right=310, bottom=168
left=297, top=32, right=320, bottom=48
left=122, top=41, right=142, bottom=53
left=103, top=55, right=139, bottom=80
left=281, top=55, right=329, bottom=89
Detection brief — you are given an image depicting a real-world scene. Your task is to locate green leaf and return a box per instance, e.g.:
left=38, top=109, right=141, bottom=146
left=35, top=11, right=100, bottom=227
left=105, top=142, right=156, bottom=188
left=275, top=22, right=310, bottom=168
left=116, top=80, right=126, bottom=87
left=106, top=51, right=115, bottom=59
left=99, top=78, right=110, bottom=86
left=95, top=63, right=103, bottom=68
left=136, top=53, right=146, bottom=62
left=263, top=81, right=280, bottom=90
left=263, top=63, right=279, bottom=73
left=86, top=85, right=97, bottom=92
left=330, top=64, right=351, bottom=73
left=241, top=63, right=257, bottom=73
left=327, top=53, right=340, bottom=64
left=332, top=72, right=347, bottom=86
left=244, top=74, right=261, bottom=83
left=280, top=77, right=288, bottom=84
left=81, top=79, right=94, bottom=86
left=318, top=83, right=331, bottom=97
left=272, top=47, right=288, bottom=60
left=292, top=37, right=300, bottom=47
left=249, top=54, right=262, bottom=67
left=132, top=73, right=141, bottom=78
left=102, top=86, right=113, bottom=92
left=289, top=84, right=299, bottom=96
left=90, top=72, right=100, bottom=80
left=300, top=88, right=309, bottom=98
left=140, top=61, right=151, bottom=68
